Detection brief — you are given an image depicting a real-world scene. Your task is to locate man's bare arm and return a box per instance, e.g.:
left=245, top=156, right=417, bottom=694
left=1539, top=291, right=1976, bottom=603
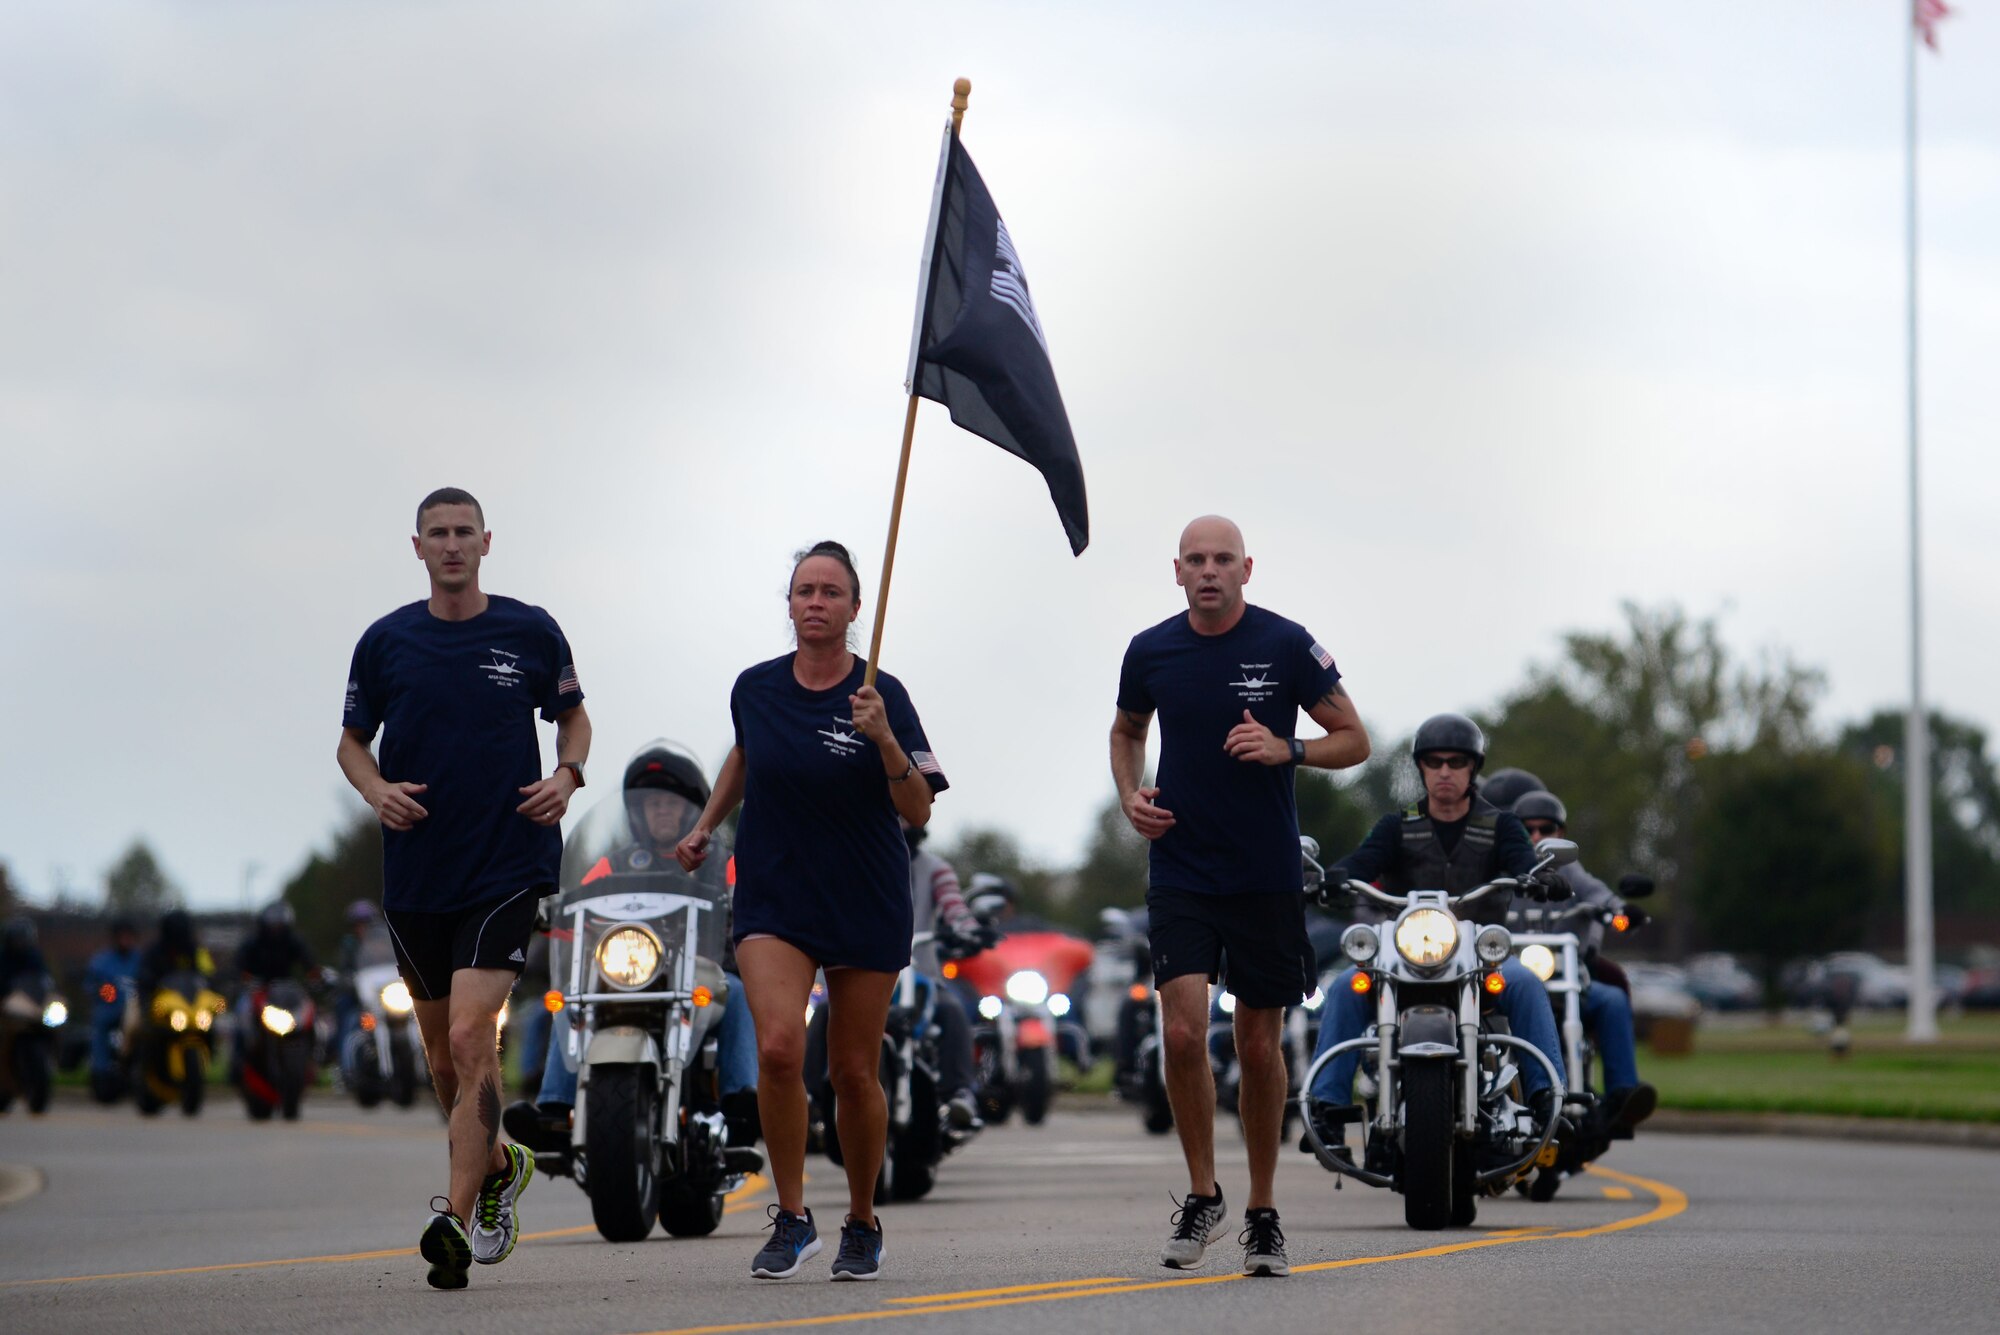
left=338, top=727, right=430, bottom=831
left=1110, top=708, right=1175, bottom=840
left=1300, top=681, right=1370, bottom=771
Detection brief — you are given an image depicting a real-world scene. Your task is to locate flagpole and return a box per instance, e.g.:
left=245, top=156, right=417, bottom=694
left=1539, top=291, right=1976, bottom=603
left=1903, top=6, right=1938, bottom=1043
left=864, top=76, right=971, bottom=689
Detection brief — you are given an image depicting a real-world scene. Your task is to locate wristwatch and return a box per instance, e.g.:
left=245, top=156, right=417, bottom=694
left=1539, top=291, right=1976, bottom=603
left=1289, top=739, right=1307, bottom=766
left=558, top=761, right=586, bottom=788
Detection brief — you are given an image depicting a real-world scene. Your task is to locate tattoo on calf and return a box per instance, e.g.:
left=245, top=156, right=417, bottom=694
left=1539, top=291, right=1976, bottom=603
left=477, top=1076, right=501, bottom=1151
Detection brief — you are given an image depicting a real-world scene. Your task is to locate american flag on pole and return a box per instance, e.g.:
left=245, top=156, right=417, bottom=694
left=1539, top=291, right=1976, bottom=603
left=1916, top=0, right=1952, bottom=51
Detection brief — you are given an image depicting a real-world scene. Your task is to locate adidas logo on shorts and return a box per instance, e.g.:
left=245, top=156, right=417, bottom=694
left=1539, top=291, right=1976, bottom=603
left=509, top=948, right=525, bottom=962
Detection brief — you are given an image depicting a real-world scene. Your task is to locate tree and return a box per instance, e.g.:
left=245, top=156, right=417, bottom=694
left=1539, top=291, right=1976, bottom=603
left=1839, top=709, right=2000, bottom=920
left=103, top=841, right=181, bottom=917
left=1687, top=748, right=1889, bottom=1007
left=0, top=860, right=17, bottom=916
left=1484, top=603, right=1822, bottom=952
left=1060, top=798, right=1152, bottom=933
left=281, top=809, right=384, bottom=958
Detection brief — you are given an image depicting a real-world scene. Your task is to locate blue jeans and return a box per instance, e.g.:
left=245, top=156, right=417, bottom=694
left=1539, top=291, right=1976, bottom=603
left=537, top=970, right=755, bottom=1105
left=1309, top=958, right=1567, bottom=1102
left=1580, top=980, right=1639, bottom=1091
left=90, top=1002, right=123, bottom=1074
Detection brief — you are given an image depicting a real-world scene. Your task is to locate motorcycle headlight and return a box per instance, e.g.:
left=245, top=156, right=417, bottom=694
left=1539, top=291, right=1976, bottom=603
left=261, top=1005, right=297, bottom=1036
left=43, top=1000, right=68, bottom=1028
left=379, top=980, right=414, bottom=1015
left=1340, top=924, right=1378, bottom=964
left=1520, top=944, right=1557, bottom=982
left=595, top=925, right=663, bottom=991
left=977, top=994, right=1004, bottom=1020
left=1217, top=991, right=1237, bottom=1015
left=1394, top=908, right=1459, bottom=970
left=1474, top=925, right=1513, bottom=965
left=169, top=1009, right=189, bottom=1032
left=1047, top=993, right=1072, bottom=1018
left=195, top=1009, right=213, bottom=1031
left=1004, top=970, right=1050, bottom=1006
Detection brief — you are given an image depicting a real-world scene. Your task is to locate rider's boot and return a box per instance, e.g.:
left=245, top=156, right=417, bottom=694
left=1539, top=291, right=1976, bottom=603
left=500, top=1099, right=571, bottom=1155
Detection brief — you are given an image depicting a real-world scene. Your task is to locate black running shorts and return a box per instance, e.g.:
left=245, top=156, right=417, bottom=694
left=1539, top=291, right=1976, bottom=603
left=1145, top=886, right=1317, bottom=1010
left=383, top=886, right=543, bottom=1003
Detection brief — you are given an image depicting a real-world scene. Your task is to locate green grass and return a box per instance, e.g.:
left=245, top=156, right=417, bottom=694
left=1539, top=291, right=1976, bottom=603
left=1645, top=1013, right=2000, bottom=1122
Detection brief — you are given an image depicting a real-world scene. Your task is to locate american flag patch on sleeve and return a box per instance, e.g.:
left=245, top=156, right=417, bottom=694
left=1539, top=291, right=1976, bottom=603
left=1309, top=642, right=1335, bottom=670
left=557, top=665, right=581, bottom=695
left=912, top=750, right=943, bottom=776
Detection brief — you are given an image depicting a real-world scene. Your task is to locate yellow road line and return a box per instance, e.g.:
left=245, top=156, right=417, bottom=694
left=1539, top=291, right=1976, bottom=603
left=884, top=1278, right=1130, bottom=1303
left=626, top=1167, right=1688, bottom=1335
left=1601, top=1185, right=1635, bottom=1200
left=0, top=1173, right=771, bottom=1288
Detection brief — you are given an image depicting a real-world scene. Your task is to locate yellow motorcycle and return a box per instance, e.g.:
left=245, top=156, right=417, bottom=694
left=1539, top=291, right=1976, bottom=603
left=129, top=968, right=227, bottom=1117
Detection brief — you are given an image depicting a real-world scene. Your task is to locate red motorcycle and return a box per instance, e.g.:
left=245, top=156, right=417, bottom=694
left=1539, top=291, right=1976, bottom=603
left=953, top=877, right=1094, bottom=1126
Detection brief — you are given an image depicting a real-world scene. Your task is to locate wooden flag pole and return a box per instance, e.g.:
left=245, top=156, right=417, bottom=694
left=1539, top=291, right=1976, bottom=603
left=864, top=76, right=970, bottom=688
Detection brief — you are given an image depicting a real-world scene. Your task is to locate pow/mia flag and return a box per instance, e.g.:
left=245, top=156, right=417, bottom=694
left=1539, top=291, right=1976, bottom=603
left=907, top=131, right=1088, bottom=555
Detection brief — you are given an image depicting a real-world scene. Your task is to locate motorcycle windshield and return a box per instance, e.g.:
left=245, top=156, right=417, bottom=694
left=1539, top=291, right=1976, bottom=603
left=551, top=789, right=731, bottom=996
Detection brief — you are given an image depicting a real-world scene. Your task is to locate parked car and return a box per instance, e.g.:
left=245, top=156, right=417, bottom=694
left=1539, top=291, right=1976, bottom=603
left=1960, top=947, right=2000, bottom=1009
left=1683, top=952, right=1762, bottom=1011
left=1621, top=962, right=1701, bottom=1041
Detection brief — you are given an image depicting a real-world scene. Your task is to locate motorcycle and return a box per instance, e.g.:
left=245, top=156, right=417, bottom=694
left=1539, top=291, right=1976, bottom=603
left=89, top=973, right=134, bottom=1104
left=341, top=928, right=427, bottom=1110
left=541, top=789, right=762, bottom=1242
left=0, top=971, right=66, bottom=1115
left=956, top=917, right=1094, bottom=1127
left=1101, top=909, right=1176, bottom=1136
left=1209, top=981, right=1322, bottom=1135
left=820, top=930, right=980, bottom=1203
left=239, top=977, right=319, bottom=1121
left=1297, top=838, right=1576, bottom=1230
left=128, top=970, right=227, bottom=1117
left=1507, top=876, right=1653, bottom=1201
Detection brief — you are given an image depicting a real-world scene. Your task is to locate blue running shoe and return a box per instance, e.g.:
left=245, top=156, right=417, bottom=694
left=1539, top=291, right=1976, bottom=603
left=830, top=1214, right=885, bottom=1281
left=751, top=1205, right=820, bottom=1279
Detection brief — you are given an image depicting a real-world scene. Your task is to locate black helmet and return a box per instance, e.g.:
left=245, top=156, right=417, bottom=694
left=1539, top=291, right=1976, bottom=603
left=622, top=739, right=711, bottom=807
left=1480, top=767, right=1546, bottom=810
left=965, top=872, right=1017, bottom=918
left=158, top=908, right=197, bottom=955
left=2, top=916, right=37, bottom=953
left=109, top=915, right=140, bottom=940
left=1513, top=791, right=1568, bottom=828
left=259, top=900, right=296, bottom=932
left=1412, top=713, right=1486, bottom=771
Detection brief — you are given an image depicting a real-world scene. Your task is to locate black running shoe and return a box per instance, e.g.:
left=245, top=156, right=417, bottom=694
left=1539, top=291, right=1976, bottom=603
left=1240, top=1207, right=1290, bottom=1277
left=751, top=1205, right=821, bottom=1279
left=1160, top=1186, right=1227, bottom=1269
left=830, top=1214, right=885, bottom=1281
left=420, top=1198, right=471, bottom=1291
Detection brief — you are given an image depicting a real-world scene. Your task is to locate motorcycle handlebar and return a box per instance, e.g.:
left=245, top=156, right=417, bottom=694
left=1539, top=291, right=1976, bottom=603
left=1343, top=877, right=1524, bottom=912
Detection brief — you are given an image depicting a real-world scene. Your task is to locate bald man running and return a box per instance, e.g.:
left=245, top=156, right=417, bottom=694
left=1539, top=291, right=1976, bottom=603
left=1111, top=516, right=1369, bottom=1277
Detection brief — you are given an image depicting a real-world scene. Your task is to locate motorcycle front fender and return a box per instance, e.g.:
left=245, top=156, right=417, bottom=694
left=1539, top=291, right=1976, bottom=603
left=585, top=1026, right=661, bottom=1070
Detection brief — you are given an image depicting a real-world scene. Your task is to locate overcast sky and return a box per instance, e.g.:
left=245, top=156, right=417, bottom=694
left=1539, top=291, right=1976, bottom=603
left=3, top=2, right=1995, bottom=910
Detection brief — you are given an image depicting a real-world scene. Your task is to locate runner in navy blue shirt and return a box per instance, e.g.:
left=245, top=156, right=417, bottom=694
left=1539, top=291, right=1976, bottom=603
left=1111, top=515, right=1369, bottom=1277
left=676, top=540, right=945, bottom=1283
left=337, top=487, right=592, bottom=1291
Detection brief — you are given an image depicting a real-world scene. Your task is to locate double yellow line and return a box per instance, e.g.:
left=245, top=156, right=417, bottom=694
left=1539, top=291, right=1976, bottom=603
left=624, top=1165, right=1687, bottom=1335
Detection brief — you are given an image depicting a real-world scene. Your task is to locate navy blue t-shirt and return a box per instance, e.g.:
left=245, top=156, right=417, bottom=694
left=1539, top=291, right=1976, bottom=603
left=729, top=655, right=947, bottom=973
left=342, top=596, right=585, bottom=913
left=1117, top=604, right=1339, bottom=896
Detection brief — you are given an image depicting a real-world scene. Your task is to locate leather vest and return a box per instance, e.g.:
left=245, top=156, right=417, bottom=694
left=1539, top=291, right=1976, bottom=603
left=1387, top=797, right=1510, bottom=925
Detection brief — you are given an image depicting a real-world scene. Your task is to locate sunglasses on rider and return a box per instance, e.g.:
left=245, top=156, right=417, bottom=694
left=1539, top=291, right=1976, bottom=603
left=1417, top=753, right=1474, bottom=772
left=1523, top=821, right=1564, bottom=836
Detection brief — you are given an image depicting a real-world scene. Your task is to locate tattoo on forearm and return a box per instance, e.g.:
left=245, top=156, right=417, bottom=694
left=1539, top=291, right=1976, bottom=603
left=477, top=1075, right=501, bottom=1152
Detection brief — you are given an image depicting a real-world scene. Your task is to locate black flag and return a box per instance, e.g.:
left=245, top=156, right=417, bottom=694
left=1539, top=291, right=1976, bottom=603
left=908, top=133, right=1088, bottom=555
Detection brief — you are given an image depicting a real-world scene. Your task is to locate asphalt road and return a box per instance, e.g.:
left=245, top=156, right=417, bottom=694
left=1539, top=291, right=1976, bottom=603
left=4, top=1091, right=1998, bottom=1335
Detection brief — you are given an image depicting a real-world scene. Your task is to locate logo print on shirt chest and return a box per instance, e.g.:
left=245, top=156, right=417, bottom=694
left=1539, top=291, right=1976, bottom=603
left=480, top=648, right=526, bottom=689
left=1230, top=663, right=1278, bottom=703
left=817, top=717, right=865, bottom=757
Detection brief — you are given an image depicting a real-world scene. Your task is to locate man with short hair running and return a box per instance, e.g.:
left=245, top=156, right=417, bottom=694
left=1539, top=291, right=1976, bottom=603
left=1112, top=515, right=1370, bottom=1276
left=338, top=486, right=591, bottom=1290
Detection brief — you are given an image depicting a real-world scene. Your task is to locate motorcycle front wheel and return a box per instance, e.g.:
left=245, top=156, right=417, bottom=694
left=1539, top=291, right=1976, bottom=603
left=276, top=1042, right=310, bottom=1121
left=16, top=1042, right=53, bottom=1114
left=1017, top=1051, right=1052, bottom=1126
left=657, top=1182, right=725, bottom=1237
left=179, top=1047, right=206, bottom=1117
left=1400, top=1060, right=1455, bottom=1231
left=585, top=1064, right=659, bottom=1242
left=889, top=1066, right=942, bottom=1201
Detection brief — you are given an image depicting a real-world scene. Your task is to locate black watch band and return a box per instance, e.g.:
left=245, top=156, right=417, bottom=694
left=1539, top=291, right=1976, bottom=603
left=1289, top=738, right=1307, bottom=766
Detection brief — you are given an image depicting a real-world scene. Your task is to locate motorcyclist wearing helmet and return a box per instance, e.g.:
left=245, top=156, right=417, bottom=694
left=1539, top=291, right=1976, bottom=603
left=1, top=916, right=46, bottom=981
left=908, top=825, right=993, bottom=1129
left=333, top=900, right=381, bottom=1055
left=1303, top=714, right=1571, bottom=1141
left=232, top=900, right=320, bottom=1073
left=135, top=908, right=215, bottom=995
left=85, top=917, right=144, bottom=1082
left=505, top=741, right=761, bottom=1151
left=1512, top=790, right=1658, bottom=1136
